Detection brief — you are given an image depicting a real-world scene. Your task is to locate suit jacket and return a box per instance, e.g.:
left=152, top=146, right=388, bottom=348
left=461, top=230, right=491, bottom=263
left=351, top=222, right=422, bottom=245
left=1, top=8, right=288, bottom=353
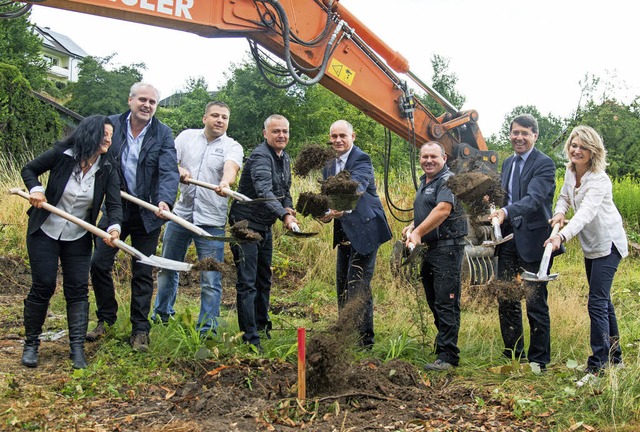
left=21, top=142, right=122, bottom=236
left=107, top=112, right=179, bottom=233
left=322, top=145, right=392, bottom=255
left=500, top=147, right=556, bottom=262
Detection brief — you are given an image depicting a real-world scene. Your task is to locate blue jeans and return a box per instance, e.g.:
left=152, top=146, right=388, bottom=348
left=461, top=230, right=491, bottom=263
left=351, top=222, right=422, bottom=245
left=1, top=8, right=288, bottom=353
left=420, top=245, right=464, bottom=365
left=585, top=247, right=623, bottom=371
left=153, top=221, right=224, bottom=334
left=336, top=243, right=378, bottom=348
left=231, top=230, right=273, bottom=347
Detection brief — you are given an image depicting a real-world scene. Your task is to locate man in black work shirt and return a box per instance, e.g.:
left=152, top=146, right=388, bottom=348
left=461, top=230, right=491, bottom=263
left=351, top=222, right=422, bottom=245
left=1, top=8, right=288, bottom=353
left=403, top=141, right=467, bottom=371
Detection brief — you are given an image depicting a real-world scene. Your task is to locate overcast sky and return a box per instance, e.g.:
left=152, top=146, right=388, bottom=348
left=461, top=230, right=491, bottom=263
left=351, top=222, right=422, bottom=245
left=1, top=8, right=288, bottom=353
left=30, top=0, right=640, bottom=137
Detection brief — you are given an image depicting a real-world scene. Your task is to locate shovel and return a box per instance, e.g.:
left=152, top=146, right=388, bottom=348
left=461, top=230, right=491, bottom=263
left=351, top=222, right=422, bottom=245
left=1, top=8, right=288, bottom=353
left=482, top=205, right=513, bottom=246
left=120, top=191, right=239, bottom=242
left=10, top=188, right=191, bottom=272
left=521, top=223, right=560, bottom=282
left=401, top=227, right=423, bottom=267
left=185, top=178, right=279, bottom=205
left=285, top=222, right=319, bottom=238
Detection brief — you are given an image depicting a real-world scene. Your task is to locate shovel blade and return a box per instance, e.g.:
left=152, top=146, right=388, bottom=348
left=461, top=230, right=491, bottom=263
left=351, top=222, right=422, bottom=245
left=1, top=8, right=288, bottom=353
left=521, top=271, right=559, bottom=282
left=481, top=233, right=514, bottom=247
left=137, top=255, right=192, bottom=272
left=285, top=231, right=319, bottom=238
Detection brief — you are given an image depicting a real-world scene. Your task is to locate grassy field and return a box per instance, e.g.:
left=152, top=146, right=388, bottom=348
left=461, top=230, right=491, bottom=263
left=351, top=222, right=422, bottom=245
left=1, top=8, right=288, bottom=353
left=1, top=156, right=639, bottom=430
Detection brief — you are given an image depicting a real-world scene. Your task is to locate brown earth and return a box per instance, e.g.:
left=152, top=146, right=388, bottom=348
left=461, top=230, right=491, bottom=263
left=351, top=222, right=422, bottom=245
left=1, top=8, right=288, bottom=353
left=0, top=255, right=551, bottom=431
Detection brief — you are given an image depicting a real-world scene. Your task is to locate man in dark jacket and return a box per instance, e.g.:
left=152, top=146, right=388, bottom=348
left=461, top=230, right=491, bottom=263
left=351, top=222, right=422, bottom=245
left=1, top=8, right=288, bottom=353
left=489, top=114, right=559, bottom=371
left=403, top=141, right=467, bottom=371
left=321, top=120, right=392, bottom=349
left=229, top=114, right=299, bottom=350
left=87, top=82, right=179, bottom=352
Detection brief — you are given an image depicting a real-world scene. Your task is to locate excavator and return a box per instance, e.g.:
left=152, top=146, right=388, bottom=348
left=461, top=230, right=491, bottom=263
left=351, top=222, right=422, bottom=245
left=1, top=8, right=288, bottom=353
left=3, top=0, right=498, bottom=284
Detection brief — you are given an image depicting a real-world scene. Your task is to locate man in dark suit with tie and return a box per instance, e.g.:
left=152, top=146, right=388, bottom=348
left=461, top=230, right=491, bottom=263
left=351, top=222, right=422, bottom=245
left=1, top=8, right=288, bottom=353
left=321, top=120, right=392, bottom=349
left=489, top=114, right=558, bottom=370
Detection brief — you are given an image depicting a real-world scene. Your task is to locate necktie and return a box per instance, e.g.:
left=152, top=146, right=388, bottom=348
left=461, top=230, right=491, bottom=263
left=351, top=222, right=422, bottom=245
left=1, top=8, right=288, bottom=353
left=511, top=156, right=523, bottom=203
left=335, top=158, right=343, bottom=175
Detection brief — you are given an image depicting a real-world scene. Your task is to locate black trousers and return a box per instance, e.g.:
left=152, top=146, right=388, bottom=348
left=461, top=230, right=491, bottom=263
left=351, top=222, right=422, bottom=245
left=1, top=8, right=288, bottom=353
left=336, top=243, right=378, bottom=347
left=420, top=244, right=464, bottom=365
left=231, top=229, right=273, bottom=347
left=497, top=238, right=552, bottom=365
left=26, top=229, right=92, bottom=305
left=91, top=207, right=160, bottom=335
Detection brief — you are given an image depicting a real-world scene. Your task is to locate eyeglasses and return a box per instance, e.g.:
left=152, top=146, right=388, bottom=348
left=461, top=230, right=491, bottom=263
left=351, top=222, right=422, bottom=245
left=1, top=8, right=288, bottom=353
left=510, top=130, right=534, bottom=138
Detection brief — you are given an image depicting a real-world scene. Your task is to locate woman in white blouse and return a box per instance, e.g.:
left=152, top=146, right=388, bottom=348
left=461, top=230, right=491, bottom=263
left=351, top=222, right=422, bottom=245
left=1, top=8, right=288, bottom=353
left=20, top=115, right=122, bottom=369
left=545, top=125, right=628, bottom=381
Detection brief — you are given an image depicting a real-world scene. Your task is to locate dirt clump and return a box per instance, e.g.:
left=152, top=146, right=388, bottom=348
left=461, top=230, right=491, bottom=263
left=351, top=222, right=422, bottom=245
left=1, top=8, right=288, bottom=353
left=229, top=219, right=263, bottom=242
left=295, top=192, right=330, bottom=218
left=190, top=257, right=224, bottom=272
left=320, top=170, right=359, bottom=195
left=447, top=170, right=504, bottom=232
left=486, top=277, right=532, bottom=303
left=293, top=144, right=336, bottom=176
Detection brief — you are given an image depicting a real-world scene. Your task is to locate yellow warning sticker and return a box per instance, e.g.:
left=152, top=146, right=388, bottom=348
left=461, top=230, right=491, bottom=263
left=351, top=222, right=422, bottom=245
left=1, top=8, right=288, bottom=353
left=328, top=58, right=355, bottom=86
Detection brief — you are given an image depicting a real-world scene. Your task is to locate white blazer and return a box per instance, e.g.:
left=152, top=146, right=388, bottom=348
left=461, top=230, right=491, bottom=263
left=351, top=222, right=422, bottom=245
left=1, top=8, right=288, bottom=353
left=554, top=169, right=628, bottom=259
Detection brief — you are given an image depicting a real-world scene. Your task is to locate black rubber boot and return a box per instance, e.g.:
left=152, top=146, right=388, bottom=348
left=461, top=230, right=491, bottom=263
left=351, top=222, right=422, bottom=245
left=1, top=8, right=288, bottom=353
left=67, top=300, right=89, bottom=369
left=22, top=299, right=49, bottom=368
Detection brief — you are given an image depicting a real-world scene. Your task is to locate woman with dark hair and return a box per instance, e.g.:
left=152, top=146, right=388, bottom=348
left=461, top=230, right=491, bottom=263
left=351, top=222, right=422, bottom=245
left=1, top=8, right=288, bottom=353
left=545, top=125, right=628, bottom=386
left=21, top=114, right=122, bottom=369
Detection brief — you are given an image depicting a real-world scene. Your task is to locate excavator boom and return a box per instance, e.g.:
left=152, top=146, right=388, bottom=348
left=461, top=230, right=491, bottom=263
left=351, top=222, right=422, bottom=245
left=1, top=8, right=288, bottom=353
left=21, top=0, right=496, bottom=169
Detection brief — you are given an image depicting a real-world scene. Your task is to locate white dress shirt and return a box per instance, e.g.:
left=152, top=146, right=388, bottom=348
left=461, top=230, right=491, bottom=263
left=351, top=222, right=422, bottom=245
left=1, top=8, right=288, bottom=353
left=172, top=130, right=243, bottom=226
left=555, top=169, right=628, bottom=259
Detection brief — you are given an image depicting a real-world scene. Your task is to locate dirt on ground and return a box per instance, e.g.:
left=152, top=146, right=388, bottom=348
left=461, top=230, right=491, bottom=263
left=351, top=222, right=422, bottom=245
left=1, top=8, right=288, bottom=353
left=0, top=255, right=551, bottom=431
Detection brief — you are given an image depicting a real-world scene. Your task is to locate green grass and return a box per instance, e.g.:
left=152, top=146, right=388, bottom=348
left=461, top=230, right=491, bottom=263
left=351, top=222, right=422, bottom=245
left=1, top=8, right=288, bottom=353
left=2, top=161, right=640, bottom=430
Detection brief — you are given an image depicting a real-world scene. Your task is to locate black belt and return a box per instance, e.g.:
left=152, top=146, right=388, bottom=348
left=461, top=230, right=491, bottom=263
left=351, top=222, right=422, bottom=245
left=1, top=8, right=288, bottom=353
left=426, top=238, right=465, bottom=249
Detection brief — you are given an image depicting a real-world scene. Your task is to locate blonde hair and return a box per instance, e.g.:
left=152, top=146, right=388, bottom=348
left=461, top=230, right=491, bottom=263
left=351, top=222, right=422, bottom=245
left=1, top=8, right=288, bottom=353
left=563, top=125, right=608, bottom=173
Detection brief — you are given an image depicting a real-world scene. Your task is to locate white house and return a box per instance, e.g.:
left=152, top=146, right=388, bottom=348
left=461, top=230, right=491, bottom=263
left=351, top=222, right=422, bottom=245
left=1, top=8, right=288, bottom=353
left=35, top=26, right=87, bottom=83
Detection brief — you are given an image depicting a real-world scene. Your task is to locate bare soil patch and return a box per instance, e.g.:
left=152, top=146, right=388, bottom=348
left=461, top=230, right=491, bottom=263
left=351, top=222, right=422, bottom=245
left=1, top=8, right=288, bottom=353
left=0, top=255, right=550, bottom=431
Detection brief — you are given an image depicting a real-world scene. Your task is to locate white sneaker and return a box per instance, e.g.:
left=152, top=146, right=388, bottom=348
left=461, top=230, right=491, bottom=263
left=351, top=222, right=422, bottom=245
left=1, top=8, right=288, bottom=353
left=576, top=373, right=598, bottom=388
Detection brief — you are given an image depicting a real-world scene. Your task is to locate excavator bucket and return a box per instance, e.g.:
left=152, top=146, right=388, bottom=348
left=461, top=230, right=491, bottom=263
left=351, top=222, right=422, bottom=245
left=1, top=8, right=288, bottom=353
left=462, top=245, right=496, bottom=286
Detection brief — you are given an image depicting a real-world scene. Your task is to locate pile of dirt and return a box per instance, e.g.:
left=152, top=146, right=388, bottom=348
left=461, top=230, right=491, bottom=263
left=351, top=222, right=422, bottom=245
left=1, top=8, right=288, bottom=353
left=229, top=220, right=263, bottom=242
left=293, top=144, right=336, bottom=176
left=295, top=192, right=330, bottom=218
left=0, top=255, right=31, bottom=296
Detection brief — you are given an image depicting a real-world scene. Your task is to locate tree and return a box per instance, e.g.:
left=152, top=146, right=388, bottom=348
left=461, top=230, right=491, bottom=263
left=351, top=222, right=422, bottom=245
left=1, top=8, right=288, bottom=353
left=0, top=63, right=63, bottom=158
left=418, top=54, right=466, bottom=117
left=0, top=8, right=48, bottom=90
left=560, top=72, right=640, bottom=178
left=156, top=76, right=214, bottom=133
left=65, top=54, right=144, bottom=117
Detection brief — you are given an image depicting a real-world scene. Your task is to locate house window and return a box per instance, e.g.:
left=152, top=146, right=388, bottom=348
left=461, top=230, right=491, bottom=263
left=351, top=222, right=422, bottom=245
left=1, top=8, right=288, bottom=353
left=44, top=55, right=60, bottom=67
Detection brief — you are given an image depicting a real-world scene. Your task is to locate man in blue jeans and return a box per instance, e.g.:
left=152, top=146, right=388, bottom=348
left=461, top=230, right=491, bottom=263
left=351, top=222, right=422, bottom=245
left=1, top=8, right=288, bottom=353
left=152, top=101, right=243, bottom=337
left=403, top=141, right=467, bottom=371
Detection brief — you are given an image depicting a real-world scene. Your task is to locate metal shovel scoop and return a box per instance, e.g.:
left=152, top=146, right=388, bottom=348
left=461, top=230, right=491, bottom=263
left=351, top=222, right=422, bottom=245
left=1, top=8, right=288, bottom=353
left=285, top=222, right=319, bottom=238
left=482, top=206, right=513, bottom=246
left=521, top=224, right=560, bottom=282
left=185, top=178, right=280, bottom=205
left=10, top=188, right=191, bottom=272
left=399, top=227, right=423, bottom=267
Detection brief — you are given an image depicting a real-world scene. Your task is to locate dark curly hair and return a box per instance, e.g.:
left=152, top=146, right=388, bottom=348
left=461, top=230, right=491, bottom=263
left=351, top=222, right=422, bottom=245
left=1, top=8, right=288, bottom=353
left=60, top=115, right=113, bottom=166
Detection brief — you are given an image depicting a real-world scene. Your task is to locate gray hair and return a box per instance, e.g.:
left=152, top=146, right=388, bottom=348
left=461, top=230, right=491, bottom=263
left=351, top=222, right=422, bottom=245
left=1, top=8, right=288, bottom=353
left=264, top=114, right=288, bottom=130
left=330, top=119, right=354, bottom=134
left=129, top=82, right=160, bottom=100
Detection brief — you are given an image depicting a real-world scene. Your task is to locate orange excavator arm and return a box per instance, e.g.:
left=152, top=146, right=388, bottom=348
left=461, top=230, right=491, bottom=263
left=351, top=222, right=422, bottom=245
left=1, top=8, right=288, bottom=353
left=22, top=0, right=496, bottom=168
